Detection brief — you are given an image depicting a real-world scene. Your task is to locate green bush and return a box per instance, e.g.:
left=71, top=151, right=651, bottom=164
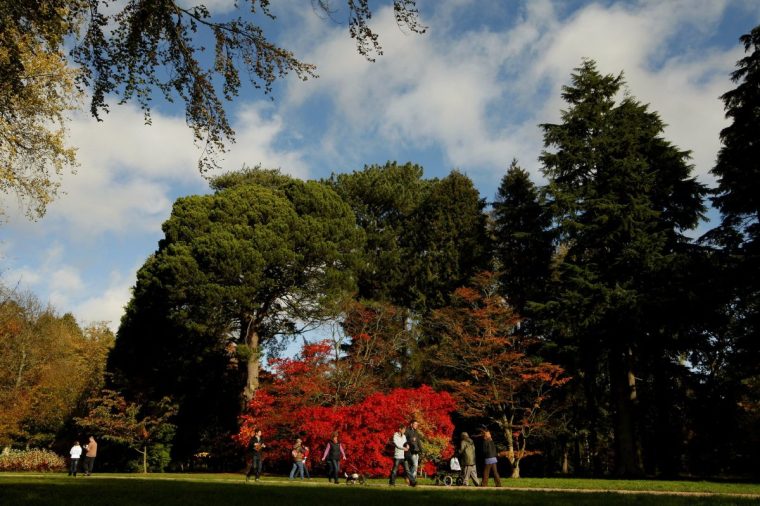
left=0, top=449, right=66, bottom=472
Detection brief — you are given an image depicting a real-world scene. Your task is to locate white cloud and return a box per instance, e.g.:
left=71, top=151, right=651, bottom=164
left=74, top=270, right=135, bottom=331
left=68, top=105, right=204, bottom=182
left=223, top=102, right=311, bottom=179
left=34, top=98, right=312, bottom=238
left=276, top=0, right=745, bottom=191
left=2, top=267, right=42, bottom=287
left=280, top=4, right=523, bottom=180
left=532, top=0, right=738, bottom=182
left=50, top=266, right=85, bottom=296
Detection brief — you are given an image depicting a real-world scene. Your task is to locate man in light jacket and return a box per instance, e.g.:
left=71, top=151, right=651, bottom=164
left=458, top=432, right=480, bottom=486
left=83, top=436, right=97, bottom=476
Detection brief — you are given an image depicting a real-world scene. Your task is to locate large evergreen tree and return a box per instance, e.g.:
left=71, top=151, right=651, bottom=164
left=328, top=162, right=430, bottom=306
left=538, top=60, right=706, bottom=476
left=711, top=24, right=760, bottom=251
left=700, top=23, right=760, bottom=477
left=111, top=168, right=362, bottom=403
left=492, top=160, right=554, bottom=314
left=708, top=23, right=760, bottom=374
left=405, top=170, right=489, bottom=310
left=329, top=163, right=489, bottom=312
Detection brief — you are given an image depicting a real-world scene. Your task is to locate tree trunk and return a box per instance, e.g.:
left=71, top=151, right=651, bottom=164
left=511, top=459, right=521, bottom=478
left=610, top=343, right=643, bottom=476
left=142, top=446, right=148, bottom=474
left=242, top=322, right=260, bottom=403
left=652, top=353, right=682, bottom=477
left=500, top=414, right=515, bottom=464
left=581, top=347, right=603, bottom=475
left=15, top=348, right=27, bottom=388
left=562, top=444, right=570, bottom=474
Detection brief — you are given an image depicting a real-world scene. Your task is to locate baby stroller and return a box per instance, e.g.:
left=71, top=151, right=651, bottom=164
left=343, top=463, right=366, bottom=485
left=433, top=456, right=463, bottom=486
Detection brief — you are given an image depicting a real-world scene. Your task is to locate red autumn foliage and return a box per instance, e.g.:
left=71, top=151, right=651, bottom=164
left=427, top=272, right=570, bottom=478
left=236, top=341, right=457, bottom=477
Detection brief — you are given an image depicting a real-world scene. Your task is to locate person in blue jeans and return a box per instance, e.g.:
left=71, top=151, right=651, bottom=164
left=389, top=424, right=416, bottom=487
left=321, top=431, right=346, bottom=484
left=289, top=438, right=305, bottom=480
left=245, top=428, right=265, bottom=482
left=301, top=443, right=311, bottom=479
left=68, top=441, right=82, bottom=476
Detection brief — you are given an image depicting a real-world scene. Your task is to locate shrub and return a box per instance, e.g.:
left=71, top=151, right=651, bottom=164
left=0, top=449, right=66, bottom=472
left=239, top=385, right=457, bottom=477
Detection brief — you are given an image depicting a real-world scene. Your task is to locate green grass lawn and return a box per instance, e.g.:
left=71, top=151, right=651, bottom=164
left=1, top=473, right=758, bottom=506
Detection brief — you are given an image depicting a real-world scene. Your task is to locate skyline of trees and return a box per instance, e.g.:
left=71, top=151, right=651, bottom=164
left=1, top=21, right=758, bottom=479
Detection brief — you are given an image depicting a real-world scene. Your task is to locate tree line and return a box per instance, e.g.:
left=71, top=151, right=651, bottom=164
left=2, top=24, right=758, bottom=479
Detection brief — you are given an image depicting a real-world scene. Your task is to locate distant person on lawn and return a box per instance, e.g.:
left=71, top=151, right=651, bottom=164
left=404, top=420, right=422, bottom=479
left=68, top=441, right=82, bottom=476
left=459, top=431, right=480, bottom=486
left=321, top=431, right=346, bottom=484
left=481, top=430, right=502, bottom=487
left=289, top=438, right=306, bottom=480
left=83, top=436, right=97, bottom=476
left=245, top=428, right=265, bottom=482
left=389, top=423, right=416, bottom=487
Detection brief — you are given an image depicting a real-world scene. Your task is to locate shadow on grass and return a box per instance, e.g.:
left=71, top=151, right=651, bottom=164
left=0, top=475, right=757, bottom=506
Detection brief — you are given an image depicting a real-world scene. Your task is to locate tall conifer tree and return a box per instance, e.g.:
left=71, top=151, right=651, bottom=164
left=538, top=60, right=706, bottom=476
left=492, top=160, right=554, bottom=315
left=702, top=24, right=760, bottom=475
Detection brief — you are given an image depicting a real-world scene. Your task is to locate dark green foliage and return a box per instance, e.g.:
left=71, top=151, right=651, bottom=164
left=706, top=22, right=760, bottom=389
left=109, top=168, right=362, bottom=461
left=329, top=162, right=489, bottom=312
left=492, top=160, right=553, bottom=314
left=405, top=170, right=490, bottom=310
left=328, top=162, right=430, bottom=306
left=699, top=23, right=760, bottom=478
left=536, top=60, right=707, bottom=476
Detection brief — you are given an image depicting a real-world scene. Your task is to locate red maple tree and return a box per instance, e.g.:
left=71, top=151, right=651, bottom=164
left=237, top=340, right=456, bottom=476
left=426, top=272, right=570, bottom=478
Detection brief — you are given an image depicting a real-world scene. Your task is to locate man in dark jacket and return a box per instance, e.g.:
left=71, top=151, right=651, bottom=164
left=245, top=429, right=265, bottom=482
left=404, top=420, right=421, bottom=479
left=481, top=430, right=501, bottom=487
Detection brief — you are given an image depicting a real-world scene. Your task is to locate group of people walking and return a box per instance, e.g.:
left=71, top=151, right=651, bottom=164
left=389, top=421, right=421, bottom=486
left=245, top=429, right=347, bottom=483
left=458, top=429, right=501, bottom=487
left=68, top=436, right=98, bottom=477
left=245, top=422, right=503, bottom=487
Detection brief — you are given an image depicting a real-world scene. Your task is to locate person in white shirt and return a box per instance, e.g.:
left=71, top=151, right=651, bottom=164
left=68, top=441, right=82, bottom=476
left=389, top=424, right=416, bottom=486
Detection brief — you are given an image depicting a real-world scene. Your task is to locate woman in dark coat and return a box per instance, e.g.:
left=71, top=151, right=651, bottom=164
left=481, top=430, right=501, bottom=487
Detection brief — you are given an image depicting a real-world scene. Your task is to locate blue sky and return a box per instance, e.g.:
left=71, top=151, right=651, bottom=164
left=1, top=0, right=759, bottom=331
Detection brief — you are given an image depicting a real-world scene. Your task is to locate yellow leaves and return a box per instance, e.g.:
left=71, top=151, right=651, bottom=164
left=0, top=26, right=82, bottom=219
left=0, top=287, right=112, bottom=446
